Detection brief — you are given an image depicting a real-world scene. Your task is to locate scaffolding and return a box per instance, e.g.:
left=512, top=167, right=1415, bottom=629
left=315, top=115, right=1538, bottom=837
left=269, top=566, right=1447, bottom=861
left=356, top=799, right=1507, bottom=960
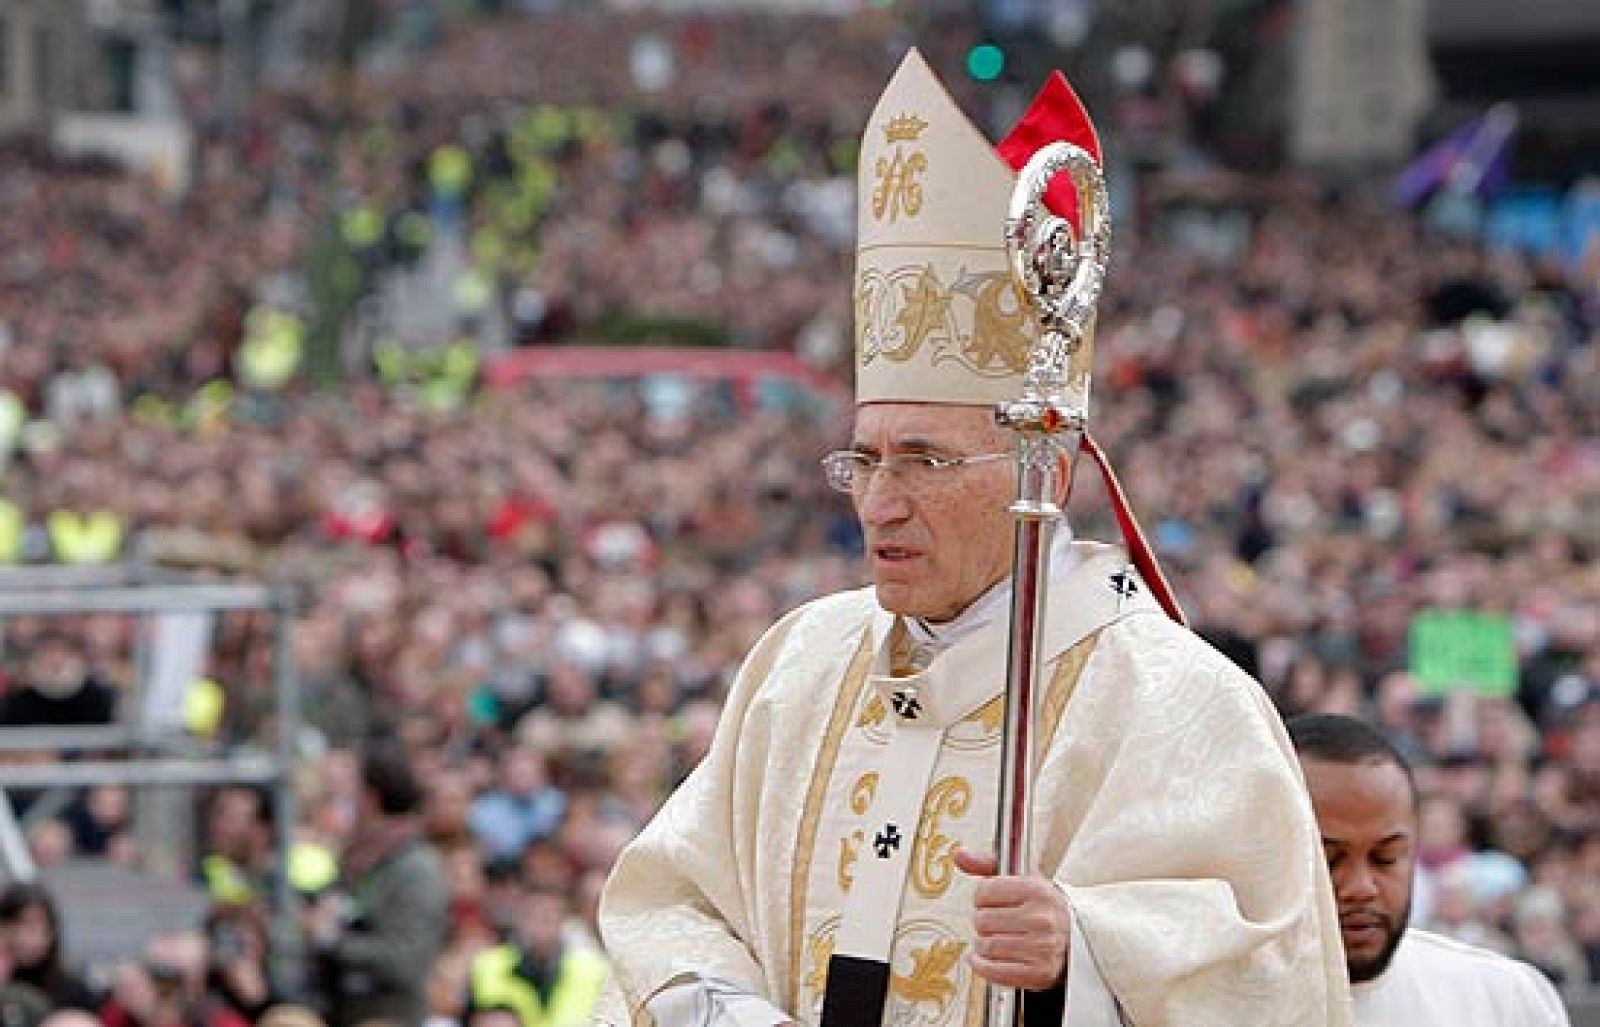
left=0, top=563, right=301, bottom=977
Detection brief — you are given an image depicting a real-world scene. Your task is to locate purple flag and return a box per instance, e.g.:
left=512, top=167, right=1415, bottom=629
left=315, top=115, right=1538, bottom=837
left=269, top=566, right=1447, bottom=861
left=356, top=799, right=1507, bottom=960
left=1391, top=104, right=1518, bottom=209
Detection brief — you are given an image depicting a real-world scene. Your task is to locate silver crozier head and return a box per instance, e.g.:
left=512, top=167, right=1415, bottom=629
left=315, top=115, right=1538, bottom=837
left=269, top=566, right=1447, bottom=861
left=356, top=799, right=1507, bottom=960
left=1001, top=142, right=1109, bottom=429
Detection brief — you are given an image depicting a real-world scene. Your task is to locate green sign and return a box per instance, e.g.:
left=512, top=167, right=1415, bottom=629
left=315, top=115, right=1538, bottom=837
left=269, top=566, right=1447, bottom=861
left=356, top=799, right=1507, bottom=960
left=1408, top=610, right=1518, bottom=697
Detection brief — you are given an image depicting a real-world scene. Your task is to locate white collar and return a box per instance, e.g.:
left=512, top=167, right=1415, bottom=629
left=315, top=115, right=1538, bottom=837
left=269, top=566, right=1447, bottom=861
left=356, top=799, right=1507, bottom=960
left=903, top=520, right=1078, bottom=663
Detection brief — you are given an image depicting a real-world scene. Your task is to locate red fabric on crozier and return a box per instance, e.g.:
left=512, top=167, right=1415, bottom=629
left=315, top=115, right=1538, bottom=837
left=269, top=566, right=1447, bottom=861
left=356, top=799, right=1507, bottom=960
left=995, top=72, right=1103, bottom=234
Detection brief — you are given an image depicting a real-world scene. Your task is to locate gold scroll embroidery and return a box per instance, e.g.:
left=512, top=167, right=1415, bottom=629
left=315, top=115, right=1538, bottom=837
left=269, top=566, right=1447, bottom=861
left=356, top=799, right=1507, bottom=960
left=910, top=776, right=972, bottom=899
left=958, top=273, right=1030, bottom=372
left=803, top=920, right=967, bottom=1022
left=857, top=264, right=1034, bottom=376
left=893, top=266, right=953, bottom=361
left=838, top=771, right=880, bottom=892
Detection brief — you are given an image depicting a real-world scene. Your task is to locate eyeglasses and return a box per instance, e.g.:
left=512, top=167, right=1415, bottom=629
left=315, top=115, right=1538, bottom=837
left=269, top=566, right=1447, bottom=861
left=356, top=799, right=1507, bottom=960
left=820, top=450, right=1012, bottom=495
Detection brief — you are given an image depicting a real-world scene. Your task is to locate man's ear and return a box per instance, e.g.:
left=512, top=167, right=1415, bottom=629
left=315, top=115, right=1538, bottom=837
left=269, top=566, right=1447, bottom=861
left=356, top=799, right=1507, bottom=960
left=1052, top=445, right=1076, bottom=505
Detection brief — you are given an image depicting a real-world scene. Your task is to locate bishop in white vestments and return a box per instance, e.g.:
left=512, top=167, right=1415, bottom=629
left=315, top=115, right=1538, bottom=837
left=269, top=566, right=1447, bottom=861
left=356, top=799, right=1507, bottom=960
left=600, top=49, right=1353, bottom=1027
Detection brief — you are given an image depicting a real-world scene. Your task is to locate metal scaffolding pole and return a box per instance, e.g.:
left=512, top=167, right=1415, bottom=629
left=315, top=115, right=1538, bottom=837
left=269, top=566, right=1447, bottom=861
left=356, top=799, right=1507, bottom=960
left=0, top=566, right=301, bottom=985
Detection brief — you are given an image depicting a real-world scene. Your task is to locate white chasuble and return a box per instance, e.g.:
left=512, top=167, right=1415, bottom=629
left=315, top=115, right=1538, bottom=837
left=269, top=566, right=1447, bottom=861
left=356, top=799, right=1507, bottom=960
left=599, top=543, right=1353, bottom=1027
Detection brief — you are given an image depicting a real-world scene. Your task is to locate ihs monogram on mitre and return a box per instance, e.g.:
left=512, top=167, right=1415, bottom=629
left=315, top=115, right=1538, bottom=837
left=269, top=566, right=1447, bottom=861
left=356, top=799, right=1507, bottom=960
left=852, top=48, right=1094, bottom=414
left=859, top=110, right=1034, bottom=379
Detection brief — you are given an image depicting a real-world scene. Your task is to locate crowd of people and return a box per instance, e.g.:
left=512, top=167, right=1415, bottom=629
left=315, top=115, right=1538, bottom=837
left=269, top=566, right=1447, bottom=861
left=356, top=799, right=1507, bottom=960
left=0, top=2, right=1595, bottom=1024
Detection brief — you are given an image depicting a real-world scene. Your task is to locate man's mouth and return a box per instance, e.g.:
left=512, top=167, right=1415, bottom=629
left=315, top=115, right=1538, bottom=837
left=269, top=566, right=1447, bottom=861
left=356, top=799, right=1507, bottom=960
left=1340, top=911, right=1388, bottom=942
left=874, top=545, right=920, bottom=563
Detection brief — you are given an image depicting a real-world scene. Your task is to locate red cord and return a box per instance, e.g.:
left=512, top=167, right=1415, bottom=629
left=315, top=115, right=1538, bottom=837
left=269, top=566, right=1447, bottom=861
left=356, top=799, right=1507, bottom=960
left=1081, top=432, right=1187, bottom=626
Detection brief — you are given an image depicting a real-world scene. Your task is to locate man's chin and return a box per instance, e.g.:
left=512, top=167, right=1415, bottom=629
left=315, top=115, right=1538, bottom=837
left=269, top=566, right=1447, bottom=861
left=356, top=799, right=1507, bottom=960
left=1347, top=928, right=1405, bottom=984
left=873, top=582, right=925, bottom=617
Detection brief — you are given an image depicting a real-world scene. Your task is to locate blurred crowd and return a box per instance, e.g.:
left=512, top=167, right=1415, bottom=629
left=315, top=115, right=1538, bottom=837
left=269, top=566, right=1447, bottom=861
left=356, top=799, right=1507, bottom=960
left=0, top=3, right=1597, bottom=1025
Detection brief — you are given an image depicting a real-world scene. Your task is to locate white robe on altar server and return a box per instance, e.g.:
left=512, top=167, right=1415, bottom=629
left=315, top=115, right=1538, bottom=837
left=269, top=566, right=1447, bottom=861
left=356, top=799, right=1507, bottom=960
left=598, top=542, right=1353, bottom=1026
left=1350, top=929, right=1570, bottom=1026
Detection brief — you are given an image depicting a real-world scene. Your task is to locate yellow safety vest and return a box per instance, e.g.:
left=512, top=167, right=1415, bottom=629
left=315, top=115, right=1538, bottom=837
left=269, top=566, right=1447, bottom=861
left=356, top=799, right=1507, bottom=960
left=201, top=855, right=258, bottom=905
left=184, top=379, right=235, bottom=430
left=0, top=391, right=23, bottom=446
left=203, top=842, right=338, bottom=903
left=46, top=510, right=123, bottom=564
left=239, top=308, right=304, bottom=391
left=470, top=944, right=607, bottom=1027
left=429, top=144, right=473, bottom=198
left=0, top=498, right=23, bottom=563
left=288, top=841, right=339, bottom=894
left=341, top=203, right=386, bottom=250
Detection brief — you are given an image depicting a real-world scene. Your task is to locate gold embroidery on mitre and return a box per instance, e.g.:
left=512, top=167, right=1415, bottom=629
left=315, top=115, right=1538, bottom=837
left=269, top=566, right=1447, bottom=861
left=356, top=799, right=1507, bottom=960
left=893, top=266, right=954, bottom=364
left=871, top=113, right=929, bottom=223
left=856, top=265, right=949, bottom=366
left=857, top=263, right=1034, bottom=380
left=954, top=271, right=1031, bottom=373
left=884, top=112, right=929, bottom=144
left=910, top=775, right=972, bottom=899
left=889, top=937, right=967, bottom=1016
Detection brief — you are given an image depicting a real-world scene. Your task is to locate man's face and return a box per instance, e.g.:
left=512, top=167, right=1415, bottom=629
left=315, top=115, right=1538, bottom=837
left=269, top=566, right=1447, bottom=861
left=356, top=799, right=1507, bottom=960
left=1300, top=757, right=1416, bottom=983
left=850, top=404, right=1017, bottom=623
left=209, top=789, right=263, bottom=859
left=514, top=890, right=568, bottom=959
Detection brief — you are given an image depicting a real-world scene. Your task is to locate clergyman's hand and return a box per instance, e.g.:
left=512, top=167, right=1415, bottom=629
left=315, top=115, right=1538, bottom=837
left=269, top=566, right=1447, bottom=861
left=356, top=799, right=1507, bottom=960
left=954, top=848, right=1070, bottom=991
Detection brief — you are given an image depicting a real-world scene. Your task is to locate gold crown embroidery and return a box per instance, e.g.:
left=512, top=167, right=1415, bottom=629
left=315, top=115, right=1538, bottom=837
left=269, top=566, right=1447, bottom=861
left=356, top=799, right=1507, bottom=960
left=883, top=112, right=929, bottom=143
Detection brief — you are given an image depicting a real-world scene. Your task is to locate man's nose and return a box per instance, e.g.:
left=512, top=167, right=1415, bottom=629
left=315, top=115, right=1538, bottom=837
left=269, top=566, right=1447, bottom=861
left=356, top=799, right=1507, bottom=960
left=1338, top=861, right=1380, bottom=905
left=855, top=471, right=912, bottom=524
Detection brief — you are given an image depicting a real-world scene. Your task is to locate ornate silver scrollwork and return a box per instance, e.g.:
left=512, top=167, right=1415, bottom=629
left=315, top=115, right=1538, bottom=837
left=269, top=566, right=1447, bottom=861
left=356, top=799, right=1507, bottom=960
left=1000, top=142, right=1110, bottom=426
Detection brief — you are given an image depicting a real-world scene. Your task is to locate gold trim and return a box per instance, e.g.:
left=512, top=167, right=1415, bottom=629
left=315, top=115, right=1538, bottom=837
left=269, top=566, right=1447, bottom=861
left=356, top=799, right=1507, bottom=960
left=803, top=925, right=836, bottom=1000
left=858, top=242, right=1009, bottom=255
left=964, top=973, right=986, bottom=1027
left=945, top=694, right=1004, bottom=752
left=787, top=629, right=876, bottom=1011
left=1035, top=629, right=1103, bottom=774
left=857, top=263, right=1031, bottom=376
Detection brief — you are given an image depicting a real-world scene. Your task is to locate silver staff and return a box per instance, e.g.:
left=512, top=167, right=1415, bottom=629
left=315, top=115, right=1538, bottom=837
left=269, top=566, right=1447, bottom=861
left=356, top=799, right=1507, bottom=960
left=988, top=141, right=1110, bottom=1027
